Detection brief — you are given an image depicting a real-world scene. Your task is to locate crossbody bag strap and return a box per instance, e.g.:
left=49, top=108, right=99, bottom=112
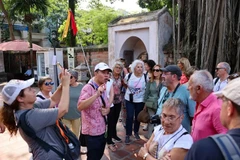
left=210, top=134, right=240, bottom=160
left=88, top=83, right=108, bottom=125
left=18, top=110, right=65, bottom=158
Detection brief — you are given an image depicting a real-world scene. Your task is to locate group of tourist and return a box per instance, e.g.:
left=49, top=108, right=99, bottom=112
left=0, top=57, right=240, bottom=160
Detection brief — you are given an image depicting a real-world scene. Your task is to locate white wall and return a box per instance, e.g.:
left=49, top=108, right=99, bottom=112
left=108, top=21, right=158, bottom=68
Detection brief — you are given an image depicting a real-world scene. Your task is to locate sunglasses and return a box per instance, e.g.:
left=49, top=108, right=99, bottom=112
left=45, top=82, right=54, bottom=86
left=70, top=76, right=73, bottom=79
left=153, top=69, right=161, bottom=72
left=215, top=68, right=225, bottom=71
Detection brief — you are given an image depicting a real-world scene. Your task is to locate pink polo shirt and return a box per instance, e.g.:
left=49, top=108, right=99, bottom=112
left=191, top=93, right=227, bottom=142
left=78, top=83, right=110, bottom=136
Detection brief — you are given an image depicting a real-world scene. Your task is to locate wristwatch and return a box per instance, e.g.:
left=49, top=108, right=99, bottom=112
left=143, top=153, right=149, bottom=160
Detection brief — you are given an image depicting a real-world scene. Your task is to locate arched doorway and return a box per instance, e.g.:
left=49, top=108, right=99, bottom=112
left=120, top=36, right=147, bottom=67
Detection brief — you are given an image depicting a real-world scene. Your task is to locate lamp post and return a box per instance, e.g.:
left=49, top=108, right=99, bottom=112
left=51, top=30, right=59, bottom=91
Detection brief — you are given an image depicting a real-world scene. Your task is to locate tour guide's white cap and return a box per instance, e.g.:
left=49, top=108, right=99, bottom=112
left=94, top=62, right=112, bottom=72
left=215, top=77, right=240, bottom=105
left=2, top=78, right=35, bottom=105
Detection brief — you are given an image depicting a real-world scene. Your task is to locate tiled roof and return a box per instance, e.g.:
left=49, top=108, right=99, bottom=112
left=109, top=6, right=168, bottom=26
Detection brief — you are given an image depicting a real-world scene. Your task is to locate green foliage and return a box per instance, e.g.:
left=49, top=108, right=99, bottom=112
left=138, top=0, right=175, bottom=14
left=58, top=5, right=122, bottom=46
left=45, top=0, right=68, bottom=30
left=9, top=0, right=49, bottom=23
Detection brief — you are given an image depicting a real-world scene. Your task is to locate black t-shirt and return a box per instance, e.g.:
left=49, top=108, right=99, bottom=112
left=185, top=129, right=240, bottom=160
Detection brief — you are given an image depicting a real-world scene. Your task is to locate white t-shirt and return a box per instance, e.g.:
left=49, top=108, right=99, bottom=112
left=151, top=125, right=193, bottom=159
left=36, top=91, right=52, bottom=102
left=124, top=73, right=147, bottom=103
left=106, top=79, right=114, bottom=107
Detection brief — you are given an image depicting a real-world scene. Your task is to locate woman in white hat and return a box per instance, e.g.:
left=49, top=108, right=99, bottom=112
left=0, top=69, right=71, bottom=160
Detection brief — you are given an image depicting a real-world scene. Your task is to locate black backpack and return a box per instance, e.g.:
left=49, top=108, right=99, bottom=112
left=17, top=110, right=80, bottom=160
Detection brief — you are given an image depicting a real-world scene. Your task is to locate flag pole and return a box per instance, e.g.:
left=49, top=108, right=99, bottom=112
left=79, top=43, right=93, bottom=78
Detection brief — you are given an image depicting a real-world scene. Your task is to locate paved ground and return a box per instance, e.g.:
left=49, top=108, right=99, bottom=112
left=0, top=121, right=148, bottom=160
left=0, top=84, right=148, bottom=160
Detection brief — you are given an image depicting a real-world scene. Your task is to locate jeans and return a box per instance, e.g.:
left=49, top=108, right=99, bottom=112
left=125, top=100, right=144, bottom=136
left=85, top=133, right=106, bottom=160
left=107, top=102, right=122, bottom=144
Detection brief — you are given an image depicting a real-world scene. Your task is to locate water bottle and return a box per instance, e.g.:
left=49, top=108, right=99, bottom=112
left=68, top=143, right=74, bottom=150
left=68, top=143, right=79, bottom=160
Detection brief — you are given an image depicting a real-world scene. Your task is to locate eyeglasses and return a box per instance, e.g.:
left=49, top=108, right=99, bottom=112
left=115, top=66, right=122, bottom=69
left=153, top=69, right=161, bottom=72
left=160, top=113, right=181, bottom=122
left=215, top=68, right=225, bottom=71
left=44, top=82, right=54, bottom=86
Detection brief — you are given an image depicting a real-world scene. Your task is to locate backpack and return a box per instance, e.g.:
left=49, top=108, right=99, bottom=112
left=17, top=110, right=80, bottom=160
left=36, top=94, right=45, bottom=100
left=127, top=72, right=148, bottom=83
left=210, top=134, right=240, bottom=160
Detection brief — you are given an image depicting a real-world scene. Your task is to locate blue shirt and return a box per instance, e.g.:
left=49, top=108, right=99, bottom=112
left=156, top=85, right=196, bottom=133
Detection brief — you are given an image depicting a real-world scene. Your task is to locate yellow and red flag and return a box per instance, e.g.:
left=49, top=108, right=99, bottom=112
left=70, top=11, right=78, bottom=36
left=62, top=9, right=78, bottom=39
left=62, top=10, right=71, bottom=40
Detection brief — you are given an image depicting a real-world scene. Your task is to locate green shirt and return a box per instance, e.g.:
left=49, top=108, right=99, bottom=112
left=144, top=81, right=162, bottom=109
left=63, top=83, right=83, bottom=120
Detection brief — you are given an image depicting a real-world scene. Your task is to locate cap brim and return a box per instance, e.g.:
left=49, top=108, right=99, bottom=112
left=23, top=78, right=35, bottom=89
left=160, top=68, right=168, bottom=72
left=213, top=91, right=223, bottom=97
left=98, top=67, right=112, bottom=72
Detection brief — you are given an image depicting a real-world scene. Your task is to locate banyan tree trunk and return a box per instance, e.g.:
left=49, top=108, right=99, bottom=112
left=178, top=0, right=240, bottom=74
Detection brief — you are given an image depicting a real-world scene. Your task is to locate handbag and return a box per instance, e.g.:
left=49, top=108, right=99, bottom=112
left=145, top=99, right=157, bottom=109
left=137, top=109, right=150, bottom=123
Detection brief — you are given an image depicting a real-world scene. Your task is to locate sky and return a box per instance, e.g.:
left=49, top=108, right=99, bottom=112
left=79, top=0, right=144, bottom=13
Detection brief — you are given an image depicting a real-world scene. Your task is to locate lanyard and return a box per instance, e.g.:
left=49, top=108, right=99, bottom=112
left=160, top=83, right=180, bottom=104
left=156, top=126, right=183, bottom=159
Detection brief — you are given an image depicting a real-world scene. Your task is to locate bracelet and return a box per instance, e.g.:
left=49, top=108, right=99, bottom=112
left=143, top=153, right=149, bottom=160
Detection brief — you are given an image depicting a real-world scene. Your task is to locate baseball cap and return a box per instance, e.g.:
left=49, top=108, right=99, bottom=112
left=94, top=62, right=112, bottom=72
left=2, top=78, right=35, bottom=105
left=160, top=65, right=182, bottom=78
left=215, top=77, right=240, bottom=105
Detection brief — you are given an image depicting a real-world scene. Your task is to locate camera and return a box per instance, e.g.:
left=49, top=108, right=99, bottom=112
left=129, top=93, right=133, bottom=102
left=149, top=115, right=161, bottom=124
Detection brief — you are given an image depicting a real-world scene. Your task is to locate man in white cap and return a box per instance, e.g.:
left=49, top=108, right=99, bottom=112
left=78, top=62, right=111, bottom=160
left=185, top=77, right=240, bottom=160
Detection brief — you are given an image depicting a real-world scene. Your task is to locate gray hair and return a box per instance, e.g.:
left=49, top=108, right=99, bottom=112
left=219, top=62, right=231, bottom=74
left=113, top=61, right=124, bottom=69
left=162, top=98, right=184, bottom=115
left=131, top=59, right=145, bottom=74
left=68, top=69, right=78, bottom=81
left=191, top=70, right=213, bottom=92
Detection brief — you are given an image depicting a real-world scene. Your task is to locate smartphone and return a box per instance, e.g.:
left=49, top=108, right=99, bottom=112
left=57, top=62, right=63, bottom=69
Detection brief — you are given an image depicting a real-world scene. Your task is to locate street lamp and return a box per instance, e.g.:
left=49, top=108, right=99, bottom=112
left=51, top=30, right=59, bottom=90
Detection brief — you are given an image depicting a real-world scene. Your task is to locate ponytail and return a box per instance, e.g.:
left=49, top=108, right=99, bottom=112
left=0, top=90, right=24, bottom=136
